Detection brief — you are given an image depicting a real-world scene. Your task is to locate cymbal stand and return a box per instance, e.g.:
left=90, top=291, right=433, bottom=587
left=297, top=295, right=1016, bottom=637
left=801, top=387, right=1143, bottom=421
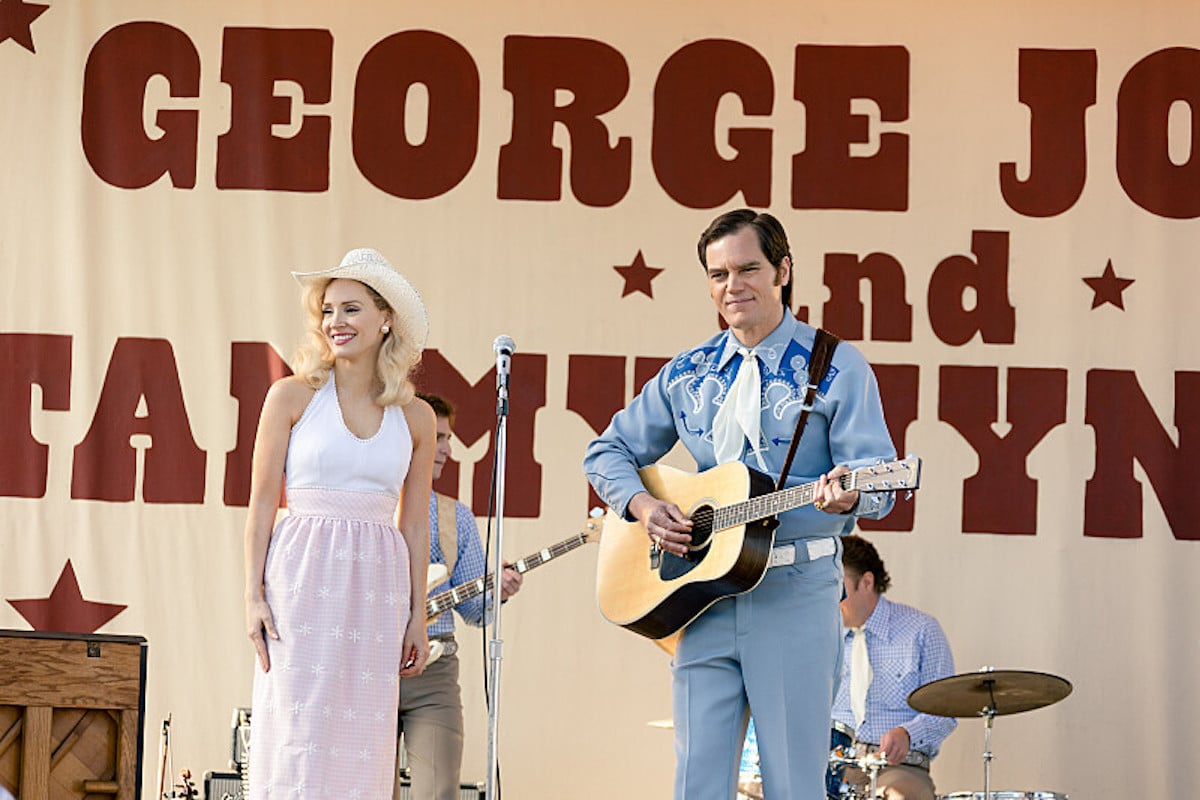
left=979, top=677, right=998, bottom=800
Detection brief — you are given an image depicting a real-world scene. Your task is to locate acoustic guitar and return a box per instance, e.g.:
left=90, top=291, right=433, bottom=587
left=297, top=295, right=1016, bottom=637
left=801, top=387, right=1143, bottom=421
left=596, top=457, right=921, bottom=641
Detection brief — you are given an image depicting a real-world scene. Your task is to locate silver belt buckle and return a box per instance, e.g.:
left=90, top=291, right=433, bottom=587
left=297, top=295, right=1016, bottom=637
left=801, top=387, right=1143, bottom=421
left=769, top=543, right=796, bottom=568
left=806, top=537, right=837, bottom=561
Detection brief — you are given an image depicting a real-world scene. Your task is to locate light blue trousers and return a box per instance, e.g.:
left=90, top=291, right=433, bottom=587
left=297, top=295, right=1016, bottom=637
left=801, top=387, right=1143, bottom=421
left=672, top=548, right=844, bottom=800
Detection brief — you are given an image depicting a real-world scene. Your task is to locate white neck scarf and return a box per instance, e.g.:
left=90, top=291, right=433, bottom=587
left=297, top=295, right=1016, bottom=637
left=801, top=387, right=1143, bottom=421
left=712, top=347, right=766, bottom=470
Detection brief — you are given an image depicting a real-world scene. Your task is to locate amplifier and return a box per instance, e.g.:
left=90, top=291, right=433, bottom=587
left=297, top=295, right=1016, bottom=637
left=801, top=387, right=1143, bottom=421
left=230, top=707, right=251, bottom=768
left=204, top=770, right=243, bottom=800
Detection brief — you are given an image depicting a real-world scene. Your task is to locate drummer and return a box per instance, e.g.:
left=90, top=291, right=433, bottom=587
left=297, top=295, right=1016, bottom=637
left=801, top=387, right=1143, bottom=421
left=833, top=535, right=957, bottom=800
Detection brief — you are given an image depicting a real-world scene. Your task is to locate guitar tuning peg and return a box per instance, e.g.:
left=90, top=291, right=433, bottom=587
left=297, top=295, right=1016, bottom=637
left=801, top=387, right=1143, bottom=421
left=589, top=506, right=604, bottom=518
left=904, top=490, right=914, bottom=501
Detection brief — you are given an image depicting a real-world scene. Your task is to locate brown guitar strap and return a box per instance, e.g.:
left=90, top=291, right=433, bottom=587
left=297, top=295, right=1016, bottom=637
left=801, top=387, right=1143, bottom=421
left=775, top=328, right=840, bottom=491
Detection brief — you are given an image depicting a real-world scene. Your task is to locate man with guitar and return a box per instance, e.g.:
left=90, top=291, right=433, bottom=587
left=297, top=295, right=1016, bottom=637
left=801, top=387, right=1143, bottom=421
left=584, top=209, right=899, bottom=799
left=394, top=393, right=523, bottom=800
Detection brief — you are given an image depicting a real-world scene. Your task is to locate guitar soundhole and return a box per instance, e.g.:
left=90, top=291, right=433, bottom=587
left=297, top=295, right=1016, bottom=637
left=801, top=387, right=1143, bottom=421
left=687, top=506, right=715, bottom=550
left=658, top=505, right=714, bottom=581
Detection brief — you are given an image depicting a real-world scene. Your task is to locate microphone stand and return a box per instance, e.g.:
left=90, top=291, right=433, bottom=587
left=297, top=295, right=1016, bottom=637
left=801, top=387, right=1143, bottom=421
left=485, top=338, right=513, bottom=800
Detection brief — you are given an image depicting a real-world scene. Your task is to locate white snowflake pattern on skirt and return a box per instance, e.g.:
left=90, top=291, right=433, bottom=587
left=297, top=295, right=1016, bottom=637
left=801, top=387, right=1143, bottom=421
left=249, top=487, right=411, bottom=800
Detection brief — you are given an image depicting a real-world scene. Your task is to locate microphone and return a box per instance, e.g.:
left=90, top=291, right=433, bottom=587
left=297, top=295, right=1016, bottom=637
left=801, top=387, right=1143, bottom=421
left=493, top=335, right=515, bottom=396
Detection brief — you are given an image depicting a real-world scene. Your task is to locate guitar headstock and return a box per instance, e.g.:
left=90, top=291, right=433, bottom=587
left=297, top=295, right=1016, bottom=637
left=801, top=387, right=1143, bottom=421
left=581, top=509, right=605, bottom=543
left=852, top=455, right=921, bottom=493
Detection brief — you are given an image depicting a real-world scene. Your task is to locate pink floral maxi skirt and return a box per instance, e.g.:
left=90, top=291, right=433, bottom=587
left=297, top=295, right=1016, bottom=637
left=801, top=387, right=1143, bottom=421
left=249, top=488, right=411, bottom=800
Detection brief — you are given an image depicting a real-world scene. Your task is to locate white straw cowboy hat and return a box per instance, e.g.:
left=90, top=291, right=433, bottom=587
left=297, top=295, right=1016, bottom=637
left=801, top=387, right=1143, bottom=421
left=292, top=248, right=428, bottom=351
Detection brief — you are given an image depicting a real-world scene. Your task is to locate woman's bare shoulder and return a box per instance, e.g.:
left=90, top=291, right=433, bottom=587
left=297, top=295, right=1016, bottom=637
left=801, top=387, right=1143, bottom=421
left=265, top=375, right=318, bottom=421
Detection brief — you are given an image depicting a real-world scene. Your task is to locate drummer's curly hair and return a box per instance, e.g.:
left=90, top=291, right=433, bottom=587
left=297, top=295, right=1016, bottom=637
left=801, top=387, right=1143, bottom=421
left=842, top=535, right=891, bottom=593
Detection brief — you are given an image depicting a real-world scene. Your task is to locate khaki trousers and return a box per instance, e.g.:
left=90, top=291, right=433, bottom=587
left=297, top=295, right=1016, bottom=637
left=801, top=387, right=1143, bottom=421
left=842, top=763, right=936, bottom=800
left=394, top=652, right=464, bottom=800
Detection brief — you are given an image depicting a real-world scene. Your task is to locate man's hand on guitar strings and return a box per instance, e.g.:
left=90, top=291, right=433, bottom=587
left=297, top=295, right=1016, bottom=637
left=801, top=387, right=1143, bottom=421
left=629, top=492, right=693, bottom=556
left=814, top=465, right=858, bottom=514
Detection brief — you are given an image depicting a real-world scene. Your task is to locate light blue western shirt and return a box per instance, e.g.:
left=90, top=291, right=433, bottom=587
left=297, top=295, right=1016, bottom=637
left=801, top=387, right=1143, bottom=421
left=584, top=313, right=897, bottom=537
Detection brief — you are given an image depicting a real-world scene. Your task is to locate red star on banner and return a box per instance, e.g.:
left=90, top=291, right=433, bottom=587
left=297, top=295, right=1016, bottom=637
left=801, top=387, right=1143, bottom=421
left=614, top=250, right=665, bottom=298
left=7, top=560, right=127, bottom=633
left=0, top=0, right=49, bottom=53
left=1083, top=260, right=1135, bottom=310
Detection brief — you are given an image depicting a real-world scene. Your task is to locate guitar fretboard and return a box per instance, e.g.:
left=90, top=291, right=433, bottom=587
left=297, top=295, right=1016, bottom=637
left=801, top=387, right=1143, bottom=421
left=425, top=532, right=590, bottom=619
left=710, top=461, right=917, bottom=533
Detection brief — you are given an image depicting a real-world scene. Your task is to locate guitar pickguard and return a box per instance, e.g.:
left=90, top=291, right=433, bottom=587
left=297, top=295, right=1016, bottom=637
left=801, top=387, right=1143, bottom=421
left=659, top=504, right=715, bottom=580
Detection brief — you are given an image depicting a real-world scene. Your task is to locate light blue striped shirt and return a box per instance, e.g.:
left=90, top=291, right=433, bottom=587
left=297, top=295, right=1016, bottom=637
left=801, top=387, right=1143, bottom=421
left=832, top=595, right=958, bottom=757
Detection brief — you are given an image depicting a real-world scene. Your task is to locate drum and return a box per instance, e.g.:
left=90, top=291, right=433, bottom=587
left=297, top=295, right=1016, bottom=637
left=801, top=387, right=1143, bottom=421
left=826, top=720, right=857, bottom=799
left=940, top=793, right=1068, bottom=800
left=738, top=719, right=762, bottom=799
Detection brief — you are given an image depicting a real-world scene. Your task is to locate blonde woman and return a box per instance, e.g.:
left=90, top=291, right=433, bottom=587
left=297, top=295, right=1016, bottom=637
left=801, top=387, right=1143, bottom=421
left=243, top=248, right=433, bottom=799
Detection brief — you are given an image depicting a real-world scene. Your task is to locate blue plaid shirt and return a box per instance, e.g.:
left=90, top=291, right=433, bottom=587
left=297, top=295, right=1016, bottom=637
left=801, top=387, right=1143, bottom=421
left=584, top=314, right=896, bottom=539
left=832, top=595, right=958, bottom=757
left=425, top=493, right=493, bottom=637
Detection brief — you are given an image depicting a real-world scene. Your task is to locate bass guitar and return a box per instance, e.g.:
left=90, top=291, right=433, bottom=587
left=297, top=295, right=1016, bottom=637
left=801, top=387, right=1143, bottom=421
left=425, top=514, right=602, bottom=663
left=596, top=457, right=920, bottom=641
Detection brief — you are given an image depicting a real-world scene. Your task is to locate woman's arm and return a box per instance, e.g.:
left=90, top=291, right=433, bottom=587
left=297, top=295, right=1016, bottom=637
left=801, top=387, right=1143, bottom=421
left=397, top=396, right=435, bottom=676
left=242, top=377, right=309, bottom=672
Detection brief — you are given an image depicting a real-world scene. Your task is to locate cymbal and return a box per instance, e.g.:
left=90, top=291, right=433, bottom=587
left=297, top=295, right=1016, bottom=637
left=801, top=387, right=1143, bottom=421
left=647, top=719, right=674, bottom=729
left=907, top=668, right=1072, bottom=718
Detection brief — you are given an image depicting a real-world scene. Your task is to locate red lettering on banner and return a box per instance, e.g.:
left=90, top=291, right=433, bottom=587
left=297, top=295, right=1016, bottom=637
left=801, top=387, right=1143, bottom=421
left=216, top=28, right=333, bottom=191
left=1116, top=47, right=1200, bottom=219
left=81, top=22, right=199, bottom=189
left=498, top=36, right=632, bottom=206
left=634, top=357, right=671, bottom=393
left=567, top=355, right=629, bottom=511
left=860, top=364, right=919, bottom=533
left=417, top=350, right=547, bottom=517
left=939, top=367, right=1068, bottom=534
left=652, top=40, right=773, bottom=209
left=77, top=23, right=1200, bottom=220
left=927, top=231, right=1016, bottom=346
left=1084, top=370, right=1200, bottom=539
left=71, top=338, right=206, bottom=503
left=822, top=252, right=913, bottom=342
left=353, top=30, right=480, bottom=199
left=792, top=45, right=909, bottom=211
left=224, top=342, right=293, bottom=507
left=1000, top=49, right=1097, bottom=217
left=1, top=334, right=1196, bottom=540
left=0, top=334, right=72, bottom=498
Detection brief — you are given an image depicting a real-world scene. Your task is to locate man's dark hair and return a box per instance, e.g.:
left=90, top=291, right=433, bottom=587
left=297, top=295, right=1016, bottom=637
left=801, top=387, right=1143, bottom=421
left=417, top=392, right=454, bottom=423
left=696, top=208, right=794, bottom=309
left=841, top=535, right=891, bottom=593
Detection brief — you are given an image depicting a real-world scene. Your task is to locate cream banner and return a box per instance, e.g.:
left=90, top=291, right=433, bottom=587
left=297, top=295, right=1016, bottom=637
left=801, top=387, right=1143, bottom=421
left=2, top=1, right=1197, bottom=798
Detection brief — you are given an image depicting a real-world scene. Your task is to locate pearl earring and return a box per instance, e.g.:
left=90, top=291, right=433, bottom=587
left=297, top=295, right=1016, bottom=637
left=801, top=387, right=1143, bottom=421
left=381, top=324, right=391, bottom=335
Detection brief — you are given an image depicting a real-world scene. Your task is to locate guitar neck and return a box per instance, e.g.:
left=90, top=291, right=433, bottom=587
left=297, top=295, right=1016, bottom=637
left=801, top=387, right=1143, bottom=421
left=707, top=457, right=926, bottom=533
left=711, top=473, right=851, bottom=532
left=425, top=532, right=590, bottom=620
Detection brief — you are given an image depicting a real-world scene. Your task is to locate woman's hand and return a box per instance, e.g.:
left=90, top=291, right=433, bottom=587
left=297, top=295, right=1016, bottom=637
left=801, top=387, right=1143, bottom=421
left=399, top=617, right=430, bottom=677
left=246, top=594, right=278, bottom=672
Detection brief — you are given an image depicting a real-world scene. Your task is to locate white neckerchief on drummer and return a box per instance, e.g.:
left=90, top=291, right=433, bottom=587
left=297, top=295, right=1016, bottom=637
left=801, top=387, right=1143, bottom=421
left=713, top=347, right=767, bottom=470
left=850, top=625, right=872, bottom=728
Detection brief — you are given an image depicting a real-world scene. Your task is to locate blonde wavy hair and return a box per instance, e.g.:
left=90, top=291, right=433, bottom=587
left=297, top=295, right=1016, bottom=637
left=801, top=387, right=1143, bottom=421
left=291, top=278, right=421, bottom=407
